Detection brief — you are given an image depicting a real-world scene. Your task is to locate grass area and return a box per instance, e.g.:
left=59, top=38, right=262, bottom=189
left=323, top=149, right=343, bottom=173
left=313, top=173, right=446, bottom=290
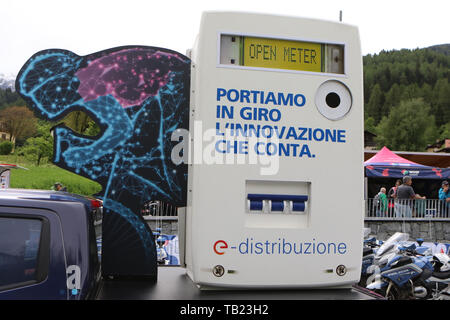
left=0, top=155, right=102, bottom=196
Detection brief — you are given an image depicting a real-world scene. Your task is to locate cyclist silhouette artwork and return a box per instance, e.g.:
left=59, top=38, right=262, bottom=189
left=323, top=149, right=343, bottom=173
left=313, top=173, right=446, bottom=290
left=16, top=46, right=190, bottom=278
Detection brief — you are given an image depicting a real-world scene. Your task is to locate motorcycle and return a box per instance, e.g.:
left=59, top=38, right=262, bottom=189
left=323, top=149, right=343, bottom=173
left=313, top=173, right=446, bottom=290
left=367, top=243, right=450, bottom=300
left=366, top=244, right=434, bottom=299
left=426, top=252, right=450, bottom=300
left=364, top=232, right=409, bottom=287
left=359, top=231, right=382, bottom=287
left=156, top=236, right=169, bottom=265
left=431, top=285, right=450, bottom=300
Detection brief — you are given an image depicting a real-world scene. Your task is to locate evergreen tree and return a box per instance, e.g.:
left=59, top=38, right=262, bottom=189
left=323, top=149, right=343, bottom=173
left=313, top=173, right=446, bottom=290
left=375, top=99, right=439, bottom=151
left=433, top=78, right=450, bottom=127
left=366, top=84, right=385, bottom=122
left=363, top=45, right=449, bottom=150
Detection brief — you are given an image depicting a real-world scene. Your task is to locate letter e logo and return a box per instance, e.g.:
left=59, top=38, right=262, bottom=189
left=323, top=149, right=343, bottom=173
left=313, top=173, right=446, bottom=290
left=213, top=240, right=228, bottom=255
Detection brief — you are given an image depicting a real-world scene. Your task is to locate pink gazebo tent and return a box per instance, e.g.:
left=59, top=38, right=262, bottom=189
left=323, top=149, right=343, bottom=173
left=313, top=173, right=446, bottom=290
left=365, top=146, right=425, bottom=167
left=364, top=146, right=449, bottom=179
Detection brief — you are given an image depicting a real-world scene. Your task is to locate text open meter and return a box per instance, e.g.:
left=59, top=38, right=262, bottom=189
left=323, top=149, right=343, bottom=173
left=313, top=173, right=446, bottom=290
left=185, top=11, right=364, bottom=288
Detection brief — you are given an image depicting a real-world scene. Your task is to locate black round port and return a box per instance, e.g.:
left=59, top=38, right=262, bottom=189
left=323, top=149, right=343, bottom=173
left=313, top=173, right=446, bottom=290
left=325, top=92, right=341, bottom=108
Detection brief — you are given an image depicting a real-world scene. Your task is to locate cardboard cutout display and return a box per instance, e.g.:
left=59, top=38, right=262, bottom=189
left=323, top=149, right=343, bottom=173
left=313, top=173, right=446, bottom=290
left=16, top=46, right=190, bottom=277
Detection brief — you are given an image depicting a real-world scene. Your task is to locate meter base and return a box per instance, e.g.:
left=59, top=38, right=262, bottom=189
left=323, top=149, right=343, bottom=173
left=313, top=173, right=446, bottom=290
left=97, top=266, right=380, bottom=300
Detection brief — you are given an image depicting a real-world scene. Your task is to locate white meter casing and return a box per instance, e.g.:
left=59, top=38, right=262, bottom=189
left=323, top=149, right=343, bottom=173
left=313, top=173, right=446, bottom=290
left=185, top=11, right=364, bottom=289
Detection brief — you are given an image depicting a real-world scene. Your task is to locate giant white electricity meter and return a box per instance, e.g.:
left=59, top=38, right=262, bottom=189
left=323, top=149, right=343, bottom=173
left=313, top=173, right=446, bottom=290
left=185, top=11, right=364, bottom=289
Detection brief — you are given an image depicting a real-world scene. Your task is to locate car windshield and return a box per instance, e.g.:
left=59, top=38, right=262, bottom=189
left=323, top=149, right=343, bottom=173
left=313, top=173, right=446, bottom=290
left=376, top=232, right=409, bottom=257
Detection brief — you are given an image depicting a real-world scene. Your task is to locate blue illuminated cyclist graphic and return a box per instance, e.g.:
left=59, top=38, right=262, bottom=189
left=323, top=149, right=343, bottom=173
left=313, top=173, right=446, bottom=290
left=16, top=46, right=190, bottom=276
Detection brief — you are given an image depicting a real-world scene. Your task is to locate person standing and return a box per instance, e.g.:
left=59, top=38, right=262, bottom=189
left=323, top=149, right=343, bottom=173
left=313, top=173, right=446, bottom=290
left=375, top=187, right=388, bottom=217
left=387, top=179, right=402, bottom=215
left=388, top=179, right=402, bottom=199
left=439, top=181, right=450, bottom=218
left=395, top=176, right=426, bottom=218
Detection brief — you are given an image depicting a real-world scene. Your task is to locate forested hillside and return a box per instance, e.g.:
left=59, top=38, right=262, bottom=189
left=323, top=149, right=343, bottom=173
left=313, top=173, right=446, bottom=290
left=0, top=44, right=449, bottom=152
left=0, top=87, right=25, bottom=110
left=363, top=44, right=450, bottom=151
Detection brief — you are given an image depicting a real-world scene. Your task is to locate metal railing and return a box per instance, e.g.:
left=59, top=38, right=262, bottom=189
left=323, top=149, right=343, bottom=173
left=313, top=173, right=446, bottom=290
left=141, top=201, right=178, bottom=217
left=366, top=198, right=450, bottom=220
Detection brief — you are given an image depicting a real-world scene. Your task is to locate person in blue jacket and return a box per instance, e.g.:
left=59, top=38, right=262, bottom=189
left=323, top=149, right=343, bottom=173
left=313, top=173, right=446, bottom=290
left=438, top=180, right=450, bottom=218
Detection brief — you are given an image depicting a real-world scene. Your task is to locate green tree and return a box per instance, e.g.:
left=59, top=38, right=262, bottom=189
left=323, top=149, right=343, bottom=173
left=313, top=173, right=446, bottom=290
left=59, top=111, right=100, bottom=136
left=0, top=88, right=26, bottom=110
left=439, top=123, right=450, bottom=140
left=0, top=106, right=37, bottom=143
left=366, top=84, right=385, bottom=123
left=364, top=117, right=377, bottom=134
left=84, top=119, right=101, bottom=136
left=375, top=98, right=438, bottom=151
left=384, top=83, right=401, bottom=110
left=420, top=83, right=433, bottom=104
left=61, top=111, right=91, bottom=134
left=362, top=45, right=450, bottom=131
left=21, top=136, right=53, bottom=166
left=0, top=141, right=13, bottom=155
left=401, top=83, right=421, bottom=101
left=433, top=78, right=450, bottom=126
left=19, top=121, right=53, bottom=166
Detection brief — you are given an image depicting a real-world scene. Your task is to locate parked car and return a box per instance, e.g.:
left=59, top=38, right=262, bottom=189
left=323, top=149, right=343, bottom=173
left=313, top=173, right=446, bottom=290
left=0, top=189, right=101, bottom=299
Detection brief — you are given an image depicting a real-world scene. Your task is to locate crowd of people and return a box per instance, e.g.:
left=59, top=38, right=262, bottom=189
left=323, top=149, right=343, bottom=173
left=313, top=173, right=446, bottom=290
left=373, top=176, right=450, bottom=218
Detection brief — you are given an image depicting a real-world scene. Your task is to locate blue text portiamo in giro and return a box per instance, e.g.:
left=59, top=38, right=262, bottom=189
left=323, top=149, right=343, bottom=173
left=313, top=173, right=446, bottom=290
left=214, top=88, right=347, bottom=158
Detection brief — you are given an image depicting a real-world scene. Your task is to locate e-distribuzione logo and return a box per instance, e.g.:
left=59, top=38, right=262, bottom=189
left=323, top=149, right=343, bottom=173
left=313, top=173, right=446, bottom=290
left=214, top=238, right=348, bottom=256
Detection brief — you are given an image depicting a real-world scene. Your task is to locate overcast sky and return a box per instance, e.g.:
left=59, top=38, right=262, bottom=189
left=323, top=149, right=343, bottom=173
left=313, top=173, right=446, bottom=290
left=1, top=0, right=449, bottom=75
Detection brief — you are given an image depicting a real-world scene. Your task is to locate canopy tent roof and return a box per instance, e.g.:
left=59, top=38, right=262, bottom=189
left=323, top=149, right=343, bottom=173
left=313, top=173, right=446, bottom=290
left=364, top=146, right=425, bottom=167
left=364, top=147, right=450, bottom=179
left=364, top=150, right=450, bottom=168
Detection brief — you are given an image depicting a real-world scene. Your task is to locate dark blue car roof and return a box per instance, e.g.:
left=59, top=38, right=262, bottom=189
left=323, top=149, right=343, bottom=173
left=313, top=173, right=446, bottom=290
left=0, top=188, right=99, bottom=300
left=0, top=189, right=95, bottom=211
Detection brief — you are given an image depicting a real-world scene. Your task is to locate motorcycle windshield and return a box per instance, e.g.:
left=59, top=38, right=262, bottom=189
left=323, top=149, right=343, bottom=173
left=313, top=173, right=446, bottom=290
left=363, top=228, right=371, bottom=239
left=376, top=232, right=409, bottom=257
